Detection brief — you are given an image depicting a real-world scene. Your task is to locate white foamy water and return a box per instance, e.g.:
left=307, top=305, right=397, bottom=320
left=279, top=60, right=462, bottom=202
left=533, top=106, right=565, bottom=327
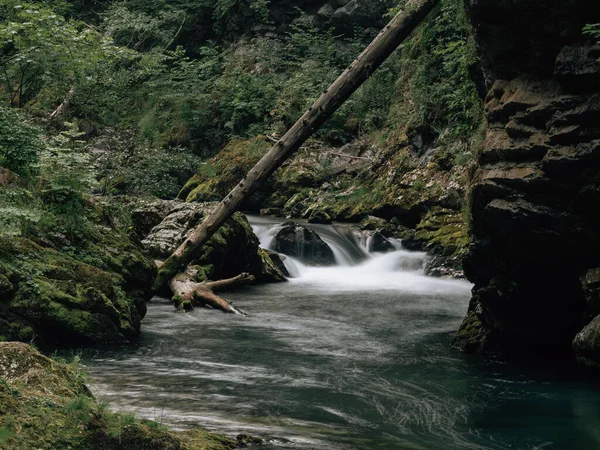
left=248, top=215, right=468, bottom=295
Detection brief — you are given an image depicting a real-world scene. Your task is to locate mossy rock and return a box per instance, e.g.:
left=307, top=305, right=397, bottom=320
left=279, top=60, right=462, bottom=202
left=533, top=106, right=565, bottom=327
left=307, top=209, right=332, bottom=224
left=412, top=208, right=468, bottom=257
left=0, top=342, right=237, bottom=450
left=180, top=137, right=270, bottom=203
left=0, top=235, right=154, bottom=346
left=194, top=212, right=286, bottom=283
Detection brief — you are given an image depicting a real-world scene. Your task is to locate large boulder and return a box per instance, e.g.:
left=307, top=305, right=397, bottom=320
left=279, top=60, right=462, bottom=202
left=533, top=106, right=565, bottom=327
left=573, top=315, right=600, bottom=370
left=272, top=222, right=336, bottom=266
left=136, top=200, right=287, bottom=283
left=138, top=201, right=217, bottom=258
left=0, top=235, right=155, bottom=346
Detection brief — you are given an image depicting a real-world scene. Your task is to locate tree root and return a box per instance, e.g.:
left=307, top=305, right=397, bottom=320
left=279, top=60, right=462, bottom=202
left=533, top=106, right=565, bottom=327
left=169, top=267, right=254, bottom=315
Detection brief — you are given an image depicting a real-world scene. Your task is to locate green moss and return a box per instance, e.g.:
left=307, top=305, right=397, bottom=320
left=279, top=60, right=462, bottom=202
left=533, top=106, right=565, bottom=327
left=0, top=236, right=147, bottom=345
left=0, top=342, right=236, bottom=450
left=177, top=430, right=237, bottom=450
left=181, top=137, right=270, bottom=203
left=413, top=208, right=469, bottom=256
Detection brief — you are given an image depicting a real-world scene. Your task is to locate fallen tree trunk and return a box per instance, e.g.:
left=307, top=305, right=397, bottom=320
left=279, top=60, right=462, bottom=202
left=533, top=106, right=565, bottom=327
left=154, top=0, right=439, bottom=291
left=169, top=267, right=254, bottom=315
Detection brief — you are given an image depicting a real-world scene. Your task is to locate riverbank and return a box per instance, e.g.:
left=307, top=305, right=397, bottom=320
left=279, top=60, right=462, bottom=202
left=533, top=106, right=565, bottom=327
left=0, top=341, right=247, bottom=450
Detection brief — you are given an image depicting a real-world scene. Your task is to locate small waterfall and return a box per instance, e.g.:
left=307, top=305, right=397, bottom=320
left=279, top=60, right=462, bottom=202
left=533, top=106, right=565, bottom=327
left=247, top=215, right=428, bottom=280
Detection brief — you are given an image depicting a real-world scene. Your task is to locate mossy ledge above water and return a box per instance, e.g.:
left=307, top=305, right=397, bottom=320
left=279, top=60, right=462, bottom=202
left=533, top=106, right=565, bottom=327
left=0, top=341, right=238, bottom=450
left=0, top=225, right=156, bottom=347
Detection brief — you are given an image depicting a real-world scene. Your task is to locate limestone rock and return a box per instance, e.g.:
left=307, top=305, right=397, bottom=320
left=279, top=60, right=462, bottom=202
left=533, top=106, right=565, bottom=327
left=138, top=200, right=287, bottom=283
left=140, top=201, right=217, bottom=258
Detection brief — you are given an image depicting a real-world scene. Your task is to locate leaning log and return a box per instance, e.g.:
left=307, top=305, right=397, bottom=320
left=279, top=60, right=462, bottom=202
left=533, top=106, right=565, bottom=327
left=154, top=0, right=439, bottom=291
left=169, top=267, right=254, bottom=315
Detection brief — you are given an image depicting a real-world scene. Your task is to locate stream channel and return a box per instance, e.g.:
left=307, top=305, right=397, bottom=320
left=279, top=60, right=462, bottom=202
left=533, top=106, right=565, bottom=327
left=83, top=216, right=600, bottom=450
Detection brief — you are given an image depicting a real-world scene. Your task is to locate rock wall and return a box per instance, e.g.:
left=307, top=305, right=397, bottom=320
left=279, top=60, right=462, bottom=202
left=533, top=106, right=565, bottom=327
left=454, top=0, right=600, bottom=363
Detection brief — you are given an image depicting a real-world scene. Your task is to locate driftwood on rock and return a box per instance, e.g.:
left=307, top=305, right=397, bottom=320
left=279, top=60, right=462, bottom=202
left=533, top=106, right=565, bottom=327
left=154, top=0, right=439, bottom=292
left=169, top=267, right=254, bottom=315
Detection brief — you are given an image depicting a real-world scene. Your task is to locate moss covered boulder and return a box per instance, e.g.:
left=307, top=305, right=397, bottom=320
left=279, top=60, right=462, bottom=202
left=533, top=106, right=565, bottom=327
left=0, top=236, right=155, bottom=346
left=136, top=200, right=287, bottom=283
left=0, top=342, right=237, bottom=450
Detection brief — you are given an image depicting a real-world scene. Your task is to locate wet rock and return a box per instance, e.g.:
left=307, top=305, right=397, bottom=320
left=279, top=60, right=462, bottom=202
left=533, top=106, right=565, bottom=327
left=424, top=254, right=465, bottom=279
left=368, top=231, right=394, bottom=253
left=573, top=315, right=600, bottom=370
left=236, top=434, right=263, bottom=447
left=273, top=222, right=336, bottom=266
left=358, top=215, right=394, bottom=235
left=582, top=268, right=600, bottom=320
left=264, top=249, right=290, bottom=278
left=306, top=209, right=332, bottom=224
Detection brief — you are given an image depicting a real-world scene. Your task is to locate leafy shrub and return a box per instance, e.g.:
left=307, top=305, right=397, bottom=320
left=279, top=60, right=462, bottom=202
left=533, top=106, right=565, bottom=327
left=0, top=106, right=42, bottom=175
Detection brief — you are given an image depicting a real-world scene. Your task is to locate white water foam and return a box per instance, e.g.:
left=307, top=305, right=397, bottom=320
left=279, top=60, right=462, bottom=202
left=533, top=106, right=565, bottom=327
left=248, top=215, right=470, bottom=295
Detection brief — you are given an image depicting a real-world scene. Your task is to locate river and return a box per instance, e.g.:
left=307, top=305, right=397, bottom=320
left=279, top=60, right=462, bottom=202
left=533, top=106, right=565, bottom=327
left=83, top=216, right=600, bottom=450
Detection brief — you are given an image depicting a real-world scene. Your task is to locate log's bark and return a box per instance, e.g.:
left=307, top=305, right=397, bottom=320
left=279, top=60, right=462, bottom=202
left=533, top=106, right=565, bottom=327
left=169, top=267, right=253, bottom=315
left=154, top=0, right=439, bottom=291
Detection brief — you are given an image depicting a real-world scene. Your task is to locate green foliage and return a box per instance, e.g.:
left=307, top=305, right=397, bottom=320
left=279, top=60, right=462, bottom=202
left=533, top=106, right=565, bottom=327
left=0, top=0, right=135, bottom=108
left=390, top=0, right=482, bottom=149
left=95, top=132, right=202, bottom=198
left=103, top=5, right=186, bottom=51
left=583, top=24, right=600, bottom=39
left=0, top=106, right=42, bottom=175
left=42, top=123, right=95, bottom=192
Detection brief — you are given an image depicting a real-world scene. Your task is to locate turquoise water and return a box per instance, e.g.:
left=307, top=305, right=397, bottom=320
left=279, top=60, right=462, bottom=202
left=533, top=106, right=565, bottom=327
left=83, top=219, right=600, bottom=449
left=84, top=280, right=600, bottom=450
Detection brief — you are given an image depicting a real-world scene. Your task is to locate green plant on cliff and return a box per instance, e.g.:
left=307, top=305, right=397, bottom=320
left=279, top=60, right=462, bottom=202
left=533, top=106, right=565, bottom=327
left=390, top=0, right=482, bottom=154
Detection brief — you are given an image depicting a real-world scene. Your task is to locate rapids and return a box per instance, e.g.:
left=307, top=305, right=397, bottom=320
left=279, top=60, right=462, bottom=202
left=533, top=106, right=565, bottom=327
left=82, top=216, right=600, bottom=450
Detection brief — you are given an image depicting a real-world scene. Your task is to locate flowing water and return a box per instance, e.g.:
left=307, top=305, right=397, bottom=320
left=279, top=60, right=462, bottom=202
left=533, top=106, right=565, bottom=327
left=83, top=216, right=600, bottom=450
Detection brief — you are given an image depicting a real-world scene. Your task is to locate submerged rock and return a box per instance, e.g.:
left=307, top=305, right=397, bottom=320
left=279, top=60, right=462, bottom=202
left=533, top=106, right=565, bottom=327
left=273, top=222, right=336, bottom=266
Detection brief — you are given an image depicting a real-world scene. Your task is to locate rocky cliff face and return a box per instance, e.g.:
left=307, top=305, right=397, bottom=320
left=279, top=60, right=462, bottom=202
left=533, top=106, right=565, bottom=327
left=454, top=0, right=600, bottom=364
